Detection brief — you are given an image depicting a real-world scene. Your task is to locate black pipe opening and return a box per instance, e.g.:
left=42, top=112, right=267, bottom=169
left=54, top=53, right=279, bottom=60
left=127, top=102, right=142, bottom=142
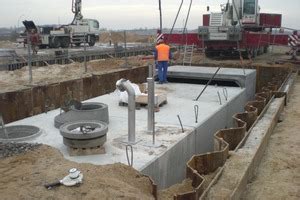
left=160, top=77, right=240, bottom=87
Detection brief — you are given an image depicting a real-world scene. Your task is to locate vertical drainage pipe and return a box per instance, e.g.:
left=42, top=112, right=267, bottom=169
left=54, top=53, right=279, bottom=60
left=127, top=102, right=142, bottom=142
left=147, top=78, right=155, bottom=144
left=116, top=79, right=136, bottom=144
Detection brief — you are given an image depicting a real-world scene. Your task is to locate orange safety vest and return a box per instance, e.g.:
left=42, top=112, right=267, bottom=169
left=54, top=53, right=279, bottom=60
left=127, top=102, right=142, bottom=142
left=156, top=43, right=170, bottom=61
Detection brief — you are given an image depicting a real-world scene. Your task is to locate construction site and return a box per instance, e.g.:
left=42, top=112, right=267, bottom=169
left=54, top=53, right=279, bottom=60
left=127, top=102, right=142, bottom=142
left=0, top=0, right=299, bottom=199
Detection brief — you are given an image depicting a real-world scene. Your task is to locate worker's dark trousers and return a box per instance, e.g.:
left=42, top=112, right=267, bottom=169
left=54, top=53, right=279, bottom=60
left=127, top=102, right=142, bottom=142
left=157, top=61, right=169, bottom=83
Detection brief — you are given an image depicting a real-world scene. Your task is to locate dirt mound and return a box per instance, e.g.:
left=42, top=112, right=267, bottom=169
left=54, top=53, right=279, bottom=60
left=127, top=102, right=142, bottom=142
left=0, top=40, right=16, bottom=49
left=0, top=144, right=155, bottom=200
left=99, top=32, right=151, bottom=43
left=0, top=56, right=149, bottom=93
left=158, top=179, right=193, bottom=200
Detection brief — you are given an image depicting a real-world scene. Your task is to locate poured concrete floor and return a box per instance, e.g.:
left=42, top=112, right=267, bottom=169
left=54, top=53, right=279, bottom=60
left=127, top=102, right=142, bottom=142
left=8, top=82, right=244, bottom=169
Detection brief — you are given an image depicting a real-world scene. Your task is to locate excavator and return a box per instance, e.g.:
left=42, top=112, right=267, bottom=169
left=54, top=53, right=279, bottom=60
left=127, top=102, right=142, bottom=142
left=22, top=0, right=100, bottom=48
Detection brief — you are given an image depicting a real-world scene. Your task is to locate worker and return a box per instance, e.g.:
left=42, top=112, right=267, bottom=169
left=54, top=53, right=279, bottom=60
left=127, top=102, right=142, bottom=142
left=29, top=29, right=40, bottom=54
left=154, top=37, right=172, bottom=84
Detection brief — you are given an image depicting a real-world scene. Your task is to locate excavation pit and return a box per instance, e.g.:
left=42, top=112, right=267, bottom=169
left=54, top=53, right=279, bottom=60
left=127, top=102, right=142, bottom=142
left=7, top=66, right=256, bottom=189
left=0, top=125, right=42, bottom=142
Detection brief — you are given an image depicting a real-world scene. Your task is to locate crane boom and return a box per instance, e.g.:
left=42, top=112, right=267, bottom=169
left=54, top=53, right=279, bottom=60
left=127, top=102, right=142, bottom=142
left=71, top=0, right=83, bottom=24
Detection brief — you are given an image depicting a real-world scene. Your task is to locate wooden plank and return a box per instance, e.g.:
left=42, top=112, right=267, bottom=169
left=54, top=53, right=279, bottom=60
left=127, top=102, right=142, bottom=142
left=68, top=146, right=106, bottom=156
left=136, top=93, right=167, bottom=106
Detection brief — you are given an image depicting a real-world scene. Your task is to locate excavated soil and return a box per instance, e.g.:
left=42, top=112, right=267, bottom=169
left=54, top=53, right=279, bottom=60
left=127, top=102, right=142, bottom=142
left=176, top=45, right=295, bottom=69
left=0, top=144, right=155, bottom=200
left=99, top=32, right=152, bottom=43
left=158, top=179, right=193, bottom=200
left=0, top=56, right=148, bottom=93
left=0, top=40, right=17, bottom=49
left=241, top=78, right=300, bottom=200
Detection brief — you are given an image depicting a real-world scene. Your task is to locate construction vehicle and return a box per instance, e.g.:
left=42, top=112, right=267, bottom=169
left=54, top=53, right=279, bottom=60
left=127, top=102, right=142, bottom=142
left=22, top=0, right=99, bottom=48
left=164, top=0, right=289, bottom=58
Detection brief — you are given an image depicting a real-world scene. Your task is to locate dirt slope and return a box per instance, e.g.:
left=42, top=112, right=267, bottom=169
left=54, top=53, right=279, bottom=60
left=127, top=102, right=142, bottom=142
left=0, top=145, right=155, bottom=200
left=241, top=77, right=300, bottom=199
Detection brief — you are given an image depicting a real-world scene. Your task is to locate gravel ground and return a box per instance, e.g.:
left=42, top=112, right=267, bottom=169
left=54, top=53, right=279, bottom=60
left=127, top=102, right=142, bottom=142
left=0, top=142, right=41, bottom=158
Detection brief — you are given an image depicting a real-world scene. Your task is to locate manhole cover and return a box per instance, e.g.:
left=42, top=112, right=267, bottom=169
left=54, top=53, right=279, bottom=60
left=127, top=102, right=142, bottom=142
left=60, top=120, right=108, bottom=148
left=0, top=125, right=42, bottom=142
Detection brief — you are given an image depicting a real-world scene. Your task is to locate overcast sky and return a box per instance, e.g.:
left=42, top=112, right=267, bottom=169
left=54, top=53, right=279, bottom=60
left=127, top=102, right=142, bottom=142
left=1, top=0, right=300, bottom=30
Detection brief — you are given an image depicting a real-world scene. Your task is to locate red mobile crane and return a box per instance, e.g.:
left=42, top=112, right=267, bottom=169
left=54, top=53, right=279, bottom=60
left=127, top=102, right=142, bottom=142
left=164, top=0, right=291, bottom=58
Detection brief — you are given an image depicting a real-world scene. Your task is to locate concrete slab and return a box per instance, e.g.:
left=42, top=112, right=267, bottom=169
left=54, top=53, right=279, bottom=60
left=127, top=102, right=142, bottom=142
left=8, top=73, right=251, bottom=188
left=8, top=63, right=255, bottom=188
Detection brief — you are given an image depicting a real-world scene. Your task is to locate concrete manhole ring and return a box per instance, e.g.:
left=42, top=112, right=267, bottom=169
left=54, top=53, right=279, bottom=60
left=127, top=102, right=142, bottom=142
left=60, top=120, right=108, bottom=140
left=0, top=125, right=42, bottom=142
left=63, top=135, right=107, bottom=148
left=54, top=102, right=109, bottom=128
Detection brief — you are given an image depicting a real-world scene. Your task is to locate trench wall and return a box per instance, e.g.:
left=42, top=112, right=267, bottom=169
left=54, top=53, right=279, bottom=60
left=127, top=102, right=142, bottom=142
left=0, top=66, right=148, bottom=123
left=141, top=66, right=291, bottom=190
left=256, top=65, right=291, bottom=92
left=141, top=89, right=247, bottom=189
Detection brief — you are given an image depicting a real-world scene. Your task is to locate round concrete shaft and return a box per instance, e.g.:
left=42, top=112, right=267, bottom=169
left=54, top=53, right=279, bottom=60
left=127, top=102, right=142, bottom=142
left=60, top=120, right=108, bottom=139
left=54, top=102, right=109, bottom=128
left=63, top=135, right=107, bottom=148
left=0, top=125, right=42, bottom=142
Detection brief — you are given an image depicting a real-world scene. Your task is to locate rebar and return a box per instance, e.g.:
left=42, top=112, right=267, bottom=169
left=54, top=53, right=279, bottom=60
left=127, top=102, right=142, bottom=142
left=194, top=105, right=199, bottom=123
left=126, top=144, right=133, bottom=167
left=195, top=67, right=221, bottom=101
left=177, top=115, right=184, bottom=133
left=217, top=91, right=222, bottom=105
left=223, top=88, right=228, bottom=101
